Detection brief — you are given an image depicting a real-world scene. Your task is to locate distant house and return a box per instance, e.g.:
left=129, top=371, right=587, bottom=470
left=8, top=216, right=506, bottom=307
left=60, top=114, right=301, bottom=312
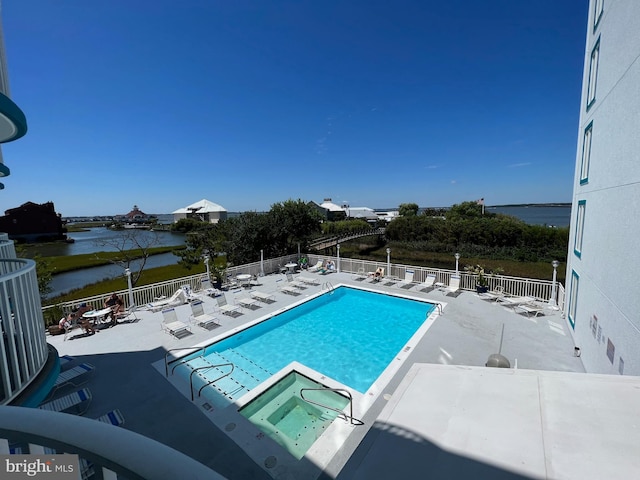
left=114, top=205, right=155, bottom=224
left=308, top=198, right=347, bottom=222
left=0, top=201, right=68, bottom=242
left=172, top=199, right=228, bottom=224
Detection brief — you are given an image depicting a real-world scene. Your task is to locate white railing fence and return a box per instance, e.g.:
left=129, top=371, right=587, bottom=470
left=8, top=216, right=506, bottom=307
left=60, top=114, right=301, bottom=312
left=41, top=253, right=565, bottom=322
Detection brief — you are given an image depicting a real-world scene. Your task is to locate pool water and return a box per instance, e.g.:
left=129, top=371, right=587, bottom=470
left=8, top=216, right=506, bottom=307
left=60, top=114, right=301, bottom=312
left=239, top=371, right=349, bottom=459
left=183, top=286, right=434, bottom=400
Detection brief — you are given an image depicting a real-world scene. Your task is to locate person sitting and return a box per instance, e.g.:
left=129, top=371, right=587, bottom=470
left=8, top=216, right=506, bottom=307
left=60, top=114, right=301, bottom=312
left=63, top=312, right=95, bottom=336
left=319, top=260, right=336, bottom=274
left=371, top=267, right=384, bottom=281
left=104, top=293, right=124, bottom=327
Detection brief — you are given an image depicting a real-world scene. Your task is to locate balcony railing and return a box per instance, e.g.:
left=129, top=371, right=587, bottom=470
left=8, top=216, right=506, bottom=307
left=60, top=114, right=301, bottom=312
left=0, top=406, right=226, bottom=479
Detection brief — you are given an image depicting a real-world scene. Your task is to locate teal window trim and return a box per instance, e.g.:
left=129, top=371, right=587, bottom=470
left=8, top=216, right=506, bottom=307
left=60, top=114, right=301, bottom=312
left=568, top=270, right=579, bottom=329
left=574, top=200, right=586, bottom=258
left=580, top=121, right=593, bottom=185
left=586, top=38, right=600, bottom=111
left=593, top=0, right=604, bottom=32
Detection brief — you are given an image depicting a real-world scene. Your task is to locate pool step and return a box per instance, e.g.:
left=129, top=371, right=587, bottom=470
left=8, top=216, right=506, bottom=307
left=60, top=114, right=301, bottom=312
left=188, top=351, right=273, bottom=401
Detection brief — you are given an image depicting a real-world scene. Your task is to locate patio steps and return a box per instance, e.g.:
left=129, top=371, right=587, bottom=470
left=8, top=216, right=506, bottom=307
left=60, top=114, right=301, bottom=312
left=187, top=350, right=273, bottom=401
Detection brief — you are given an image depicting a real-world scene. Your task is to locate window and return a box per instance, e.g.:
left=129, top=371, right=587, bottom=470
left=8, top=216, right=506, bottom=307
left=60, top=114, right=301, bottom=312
left=593, top=0, right=604, bottom=30
left=580, top=122, right=593, bottom=184
left=568, top=271, right=579, bottom=329
left=587, top=39, right=600, bottom=110
left=574, top=200, right=586, bottom=258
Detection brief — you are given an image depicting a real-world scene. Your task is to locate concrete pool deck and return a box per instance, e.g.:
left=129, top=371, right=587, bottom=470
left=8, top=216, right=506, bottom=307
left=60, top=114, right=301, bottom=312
left=45, top=271, right=639, bottom=479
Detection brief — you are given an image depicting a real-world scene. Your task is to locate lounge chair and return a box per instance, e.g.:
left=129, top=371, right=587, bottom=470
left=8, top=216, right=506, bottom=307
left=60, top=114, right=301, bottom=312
left=396, top=269, right=415, bottom=289
left=189, top=300, right=220, bottom=330
left=200, top=277, right=222, bottom=297
left=181, top=284, right=200, bottom=302
left=59, top=355, right=75, bottom=371
left=236, top=295, right=260, bottom=310
left=161, top=308, right=192, bottom=338
left=216, top=294, right=242, bottom=316
left=52, top=363, right=95, bottom=393
left=415, top=274, right=437, bottom=292
left=146, top=288, right=187, bottom=312
left=307, top=260, right=324, bottom=272
left=353, top=268, right=367, bottom=281
left=318, top=261, right=336, bottom=275
left=277, top=279, right=301, bottom=296
left=368, top=267, right=385, bottom=283
left=286, top=273, right=306, bottom=289
left=479, top=285, right=505, bottom=302
left=250, top=291, right=276, bottom=303
left=513, top=302, right=546, bottom=318
left=39, top=388, right=92, bottom=415
left=297, top=275, right=320, bottom=285
left=497, top=295, right=537, bottom=307
left=442, top=275, right=462, bottom=297
left=95, top=409, right=126, bottom=427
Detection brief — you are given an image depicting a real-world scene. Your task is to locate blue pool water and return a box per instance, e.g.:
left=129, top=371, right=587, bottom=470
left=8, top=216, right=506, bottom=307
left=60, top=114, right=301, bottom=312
left=184, top=286, right=435, bottom=398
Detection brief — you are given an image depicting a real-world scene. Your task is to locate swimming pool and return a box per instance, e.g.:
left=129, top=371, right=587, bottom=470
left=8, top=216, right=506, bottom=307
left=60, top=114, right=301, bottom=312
left=178, top=286, right=435, bottom=402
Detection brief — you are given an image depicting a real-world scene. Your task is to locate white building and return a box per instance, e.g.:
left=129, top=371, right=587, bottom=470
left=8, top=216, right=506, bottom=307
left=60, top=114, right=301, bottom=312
left=565, top=0, right=640, bottom=375
left=172, top=199, right=228, bottom=224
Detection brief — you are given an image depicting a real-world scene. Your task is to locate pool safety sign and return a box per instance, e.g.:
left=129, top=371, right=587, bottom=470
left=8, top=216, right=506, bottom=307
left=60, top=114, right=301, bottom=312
left=1, top=455, right=79, bottom=479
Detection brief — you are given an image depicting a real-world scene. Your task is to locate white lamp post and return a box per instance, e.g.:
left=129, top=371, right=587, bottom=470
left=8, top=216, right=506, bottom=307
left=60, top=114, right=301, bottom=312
left=454, top=252, right=460, bottom=275
left=204, top=255, right=210, bottom=280
left=125, top=268, right=135, bottom=310
left=386, top=247, right=391, bottom=277
left=260, top=249, right=265, bottom=277
left=336, top=244, right=341, bottom=273
left=548, top=260, right=560, bottom=309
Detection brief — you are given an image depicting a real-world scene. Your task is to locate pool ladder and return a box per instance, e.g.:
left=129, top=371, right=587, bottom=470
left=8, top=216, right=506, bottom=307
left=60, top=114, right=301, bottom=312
left=300, top=387, right=363, bottom=426
left=165, top=346, right=206, bottom=377
left=322, top=282, right=335, bottom=294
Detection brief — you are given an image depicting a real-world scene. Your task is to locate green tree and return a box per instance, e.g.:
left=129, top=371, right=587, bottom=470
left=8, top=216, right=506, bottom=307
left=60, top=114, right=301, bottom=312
left=15, top=245, right=54, bottom=299
left=399, top=202, right=419, bottom=217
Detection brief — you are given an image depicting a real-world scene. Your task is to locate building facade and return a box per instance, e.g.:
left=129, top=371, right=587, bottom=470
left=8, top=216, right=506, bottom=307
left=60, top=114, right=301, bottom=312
left=565, top=0, right=640, bottom=375
left=172, top=199, right=228, bottom=224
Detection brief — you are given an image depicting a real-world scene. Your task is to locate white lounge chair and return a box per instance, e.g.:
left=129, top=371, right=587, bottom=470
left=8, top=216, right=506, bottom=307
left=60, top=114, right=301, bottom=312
left=415, top=274, right=437, bottom=292
left=39, top=388, right=92, bottom=415
left=53, top=363, right=95, bottom=391
left=216, top=294, right=242, bottom=316
left=236, top=295, right=260, bottom=310
left=442, top=275, right=462, bottom=297
left=181, top=284, right=200, bottom=302
left=307, top=260, right=324, bottom=272
left=497, top=295, right=537, bottom=307
left=513, top=302, right=546, bottom=318
left=146, top=289, right=187, bottom=312
left=479, top=285, right=505, bottom=302
left=114, top=305, right=138, bottom=324
left=297, top=275, right=320, bottom=285
left=277, top=279, right=301, bottom=296
left=161, top=308, right=192, bottom=338
left=250, top=291, right=276, bottom=303
left=200, top=277, right=222, bottom=297
left=353, top=268, right=367, bottom=281
left=396, top=269, right=415, bottom=289
left=189, top=300, right=220, bottom=330
left=286, top=273, right=306, bottom=289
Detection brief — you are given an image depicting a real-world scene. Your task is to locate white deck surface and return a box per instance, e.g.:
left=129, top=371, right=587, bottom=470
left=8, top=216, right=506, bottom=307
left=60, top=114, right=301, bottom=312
left=45, top=271, right=638, bottom=480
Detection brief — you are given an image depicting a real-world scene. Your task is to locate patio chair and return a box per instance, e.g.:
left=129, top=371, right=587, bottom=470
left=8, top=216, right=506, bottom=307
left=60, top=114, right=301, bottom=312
left=200, top=277, right=222, bottom=297
left=189, top=300, right=220, bottom=330
left=181, top=284, right=200, bottom=302
left=114, top=305, right=138, bottom=324
left=442, top=275, right=462, bottom=297
left=353, top=267, right=367, bottom=281
left=297, top=275, right=320, bottom=285
left=216, top=294, right=242, bottom=317
left=307, top=260, right=324, bottom=272
left=146, top=288, right=187, bottom=312
left=479, top=285, right=505, bottom=302
left=95, top=409, right=126, bottom=427
left=59, top=354, right=75, bottom=371
left=415, top=274, right=437, bottom=292
left=236, top=295, right=260, bottom=310
left=497, top=295, right=537, bottom=308
left=51, top=363, right=95, bottom=393
left=286, top=273, right=306, bottom=289
left=277, top=279, right=300, bottom=296
left=513, top=302, right=546, bottom=318
left=39, top=388, right=92, bottom=415
left=250, top=291, right=276, bottom=303
left=395, top=269, right=415, bottom=289
left=161, top=308, right=192, bottom=338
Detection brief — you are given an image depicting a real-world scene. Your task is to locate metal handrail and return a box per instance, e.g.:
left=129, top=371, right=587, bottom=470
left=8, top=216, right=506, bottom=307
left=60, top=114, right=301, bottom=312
left=164, top=346, right=206, bottom=377
left=190, top=363, right=234, bottom=400
left=322, top=281, right=334, bottom=293
left=300, top=387, right=363, bottom=426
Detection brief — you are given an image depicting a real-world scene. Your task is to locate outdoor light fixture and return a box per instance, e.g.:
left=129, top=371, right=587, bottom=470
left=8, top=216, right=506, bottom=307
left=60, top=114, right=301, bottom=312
left=549, top=260, right=560, bottom=309
left=386, top=248, right=391, bottom=277
left=204, top=254, right=210, bottom=279
left=125, top=268, right=135, bottom=309
left=336, top=244, right=341, bottom=273
left=455, top=252, right=460, bottom=275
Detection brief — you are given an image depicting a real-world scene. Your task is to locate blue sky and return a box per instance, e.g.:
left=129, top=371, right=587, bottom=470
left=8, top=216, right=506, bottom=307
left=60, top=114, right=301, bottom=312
left=1, top=1, right=588, bottom=216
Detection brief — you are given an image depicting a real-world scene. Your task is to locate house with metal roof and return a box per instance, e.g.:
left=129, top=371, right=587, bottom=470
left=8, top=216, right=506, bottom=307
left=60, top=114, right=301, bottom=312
left=172, top=199, right=228, bottom=224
